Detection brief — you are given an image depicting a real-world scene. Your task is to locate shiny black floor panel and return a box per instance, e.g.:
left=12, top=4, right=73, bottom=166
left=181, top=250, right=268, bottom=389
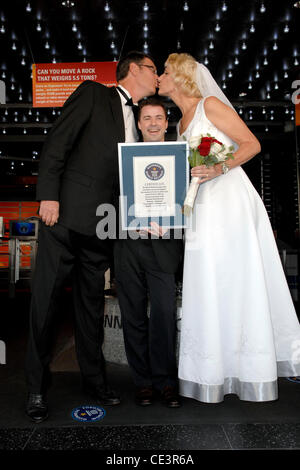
left=1, top=367, right=300, bottom=428
left=0, top=367, right=300, bottom=450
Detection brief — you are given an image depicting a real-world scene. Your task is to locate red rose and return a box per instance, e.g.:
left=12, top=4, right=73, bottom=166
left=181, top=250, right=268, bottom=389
left=212, top=138, right=222, bottom=146
left=197, top=137, right=214, bottom=156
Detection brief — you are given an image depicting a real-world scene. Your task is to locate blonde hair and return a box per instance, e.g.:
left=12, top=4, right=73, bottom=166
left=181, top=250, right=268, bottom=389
left=166, top=53, right=202, bottom=98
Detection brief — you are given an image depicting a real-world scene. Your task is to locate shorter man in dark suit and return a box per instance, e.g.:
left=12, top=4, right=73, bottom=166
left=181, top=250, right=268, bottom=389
left=114, top=97, right=182, bottom=407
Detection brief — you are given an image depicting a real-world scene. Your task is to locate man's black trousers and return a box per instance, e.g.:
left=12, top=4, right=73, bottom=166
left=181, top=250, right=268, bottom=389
left=114, top=238, right=178, bottom=391
left=25, top=222, right=112, bottom=393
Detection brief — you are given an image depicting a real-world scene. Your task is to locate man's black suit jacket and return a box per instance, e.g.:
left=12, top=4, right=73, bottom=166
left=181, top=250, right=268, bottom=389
left=36, top=80, right=125, bottom=236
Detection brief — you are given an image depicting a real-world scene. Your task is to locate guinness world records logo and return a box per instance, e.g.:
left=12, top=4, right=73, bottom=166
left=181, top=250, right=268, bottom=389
left=145, top=163, right=165, bottom=181
left=71, top=405, right=106, bottom=422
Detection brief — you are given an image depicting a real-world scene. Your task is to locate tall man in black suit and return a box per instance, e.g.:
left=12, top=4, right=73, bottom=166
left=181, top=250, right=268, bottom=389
left=25, top=52, right=158, bottom=423
left=114, top=97, right=183, bottom=408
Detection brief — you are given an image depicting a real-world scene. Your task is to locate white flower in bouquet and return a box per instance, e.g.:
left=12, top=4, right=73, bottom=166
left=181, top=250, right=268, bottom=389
left=183, top=134, right=235, bottom=216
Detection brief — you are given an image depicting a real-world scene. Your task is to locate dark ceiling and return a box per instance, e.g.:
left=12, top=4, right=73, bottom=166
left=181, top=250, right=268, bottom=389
left=0, top=0, right=299, bottom=236
left=0, top=0, right=299, bottom=104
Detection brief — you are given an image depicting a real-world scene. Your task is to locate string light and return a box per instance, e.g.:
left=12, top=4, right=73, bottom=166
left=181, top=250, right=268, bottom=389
left=62, top=1, right=75, bottom=7
left=183, top=2, right=189, bottom=11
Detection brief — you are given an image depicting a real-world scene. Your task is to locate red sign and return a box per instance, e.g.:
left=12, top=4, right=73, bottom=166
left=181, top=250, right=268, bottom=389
left=32, top=61, right=117, bottom=107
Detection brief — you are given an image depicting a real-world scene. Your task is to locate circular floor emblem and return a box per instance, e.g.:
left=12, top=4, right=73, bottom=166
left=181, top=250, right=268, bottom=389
left=145, top=163, right=165, bottom=180
left=71, top=405, right=106, bottom=422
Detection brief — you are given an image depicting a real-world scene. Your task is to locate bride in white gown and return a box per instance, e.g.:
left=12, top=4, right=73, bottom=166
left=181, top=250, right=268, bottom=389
left=158, top=53, right=300, bottom=403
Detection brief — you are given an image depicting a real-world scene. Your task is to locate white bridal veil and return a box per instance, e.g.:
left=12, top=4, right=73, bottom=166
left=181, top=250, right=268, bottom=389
left=195, top=63, right=236, bottom=112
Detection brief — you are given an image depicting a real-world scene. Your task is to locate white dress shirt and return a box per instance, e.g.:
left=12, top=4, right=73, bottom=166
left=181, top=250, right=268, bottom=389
left=116, top=85, right=139, bottom=143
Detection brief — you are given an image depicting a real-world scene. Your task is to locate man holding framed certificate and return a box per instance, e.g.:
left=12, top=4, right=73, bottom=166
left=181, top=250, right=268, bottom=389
left=115, top=97, right=184, bottom=408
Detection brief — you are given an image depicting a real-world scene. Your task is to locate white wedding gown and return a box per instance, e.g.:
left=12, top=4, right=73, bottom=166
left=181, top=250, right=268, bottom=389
left=177, top=97, right=300, bottom=402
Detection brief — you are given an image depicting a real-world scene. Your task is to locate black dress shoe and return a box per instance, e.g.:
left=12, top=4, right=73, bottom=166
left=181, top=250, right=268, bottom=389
left=161, top=386, right=182, bottom=408
left=135, top=387, right=154, bottom=406
left=83, top=384, right=121, bottom=406
left=26, top=393, right=48, bottom=423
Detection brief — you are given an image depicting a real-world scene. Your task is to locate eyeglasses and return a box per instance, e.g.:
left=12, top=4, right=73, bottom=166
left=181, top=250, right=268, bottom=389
left=139, top=64, right=157, bottom=75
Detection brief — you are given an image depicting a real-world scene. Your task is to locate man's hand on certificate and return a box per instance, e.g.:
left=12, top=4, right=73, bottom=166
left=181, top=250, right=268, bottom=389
left=141, top=221, right=169, bottom=238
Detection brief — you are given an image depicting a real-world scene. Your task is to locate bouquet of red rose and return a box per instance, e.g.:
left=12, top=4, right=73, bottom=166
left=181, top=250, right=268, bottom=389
left=183, top=134, right=234, bottom=216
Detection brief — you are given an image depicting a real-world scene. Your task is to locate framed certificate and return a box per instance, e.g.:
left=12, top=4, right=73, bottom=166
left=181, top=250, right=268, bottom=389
left=118, top=141, right=189, bottom=230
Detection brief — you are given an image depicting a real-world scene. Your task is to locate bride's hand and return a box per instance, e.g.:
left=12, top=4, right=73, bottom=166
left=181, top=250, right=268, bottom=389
left=191, top=164, right=222, bottom=183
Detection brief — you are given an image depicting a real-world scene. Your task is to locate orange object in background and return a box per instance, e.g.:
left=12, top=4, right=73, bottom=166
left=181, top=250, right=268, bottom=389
left=0, top=202, right=39, bottom=268
left=32, top=61, right=118, bottom=107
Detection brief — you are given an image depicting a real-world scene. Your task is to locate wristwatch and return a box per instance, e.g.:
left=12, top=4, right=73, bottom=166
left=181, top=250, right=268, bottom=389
left=221, top=162, right=230, bottom=175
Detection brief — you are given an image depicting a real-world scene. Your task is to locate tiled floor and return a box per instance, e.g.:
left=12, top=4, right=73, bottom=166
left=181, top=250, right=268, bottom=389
left=1, top=422, right=300, bottom=452
left=1, top=422, right=298, bottom=451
